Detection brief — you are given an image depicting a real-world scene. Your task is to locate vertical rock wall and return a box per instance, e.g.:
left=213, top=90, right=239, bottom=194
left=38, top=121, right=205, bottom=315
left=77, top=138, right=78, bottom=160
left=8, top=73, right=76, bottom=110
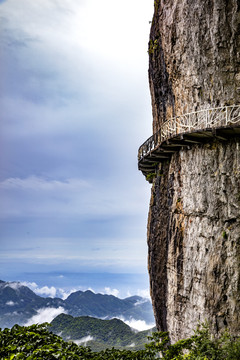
left=149, top=0, right=240, bottom=132
left=147, top=0, right=240, bottom=341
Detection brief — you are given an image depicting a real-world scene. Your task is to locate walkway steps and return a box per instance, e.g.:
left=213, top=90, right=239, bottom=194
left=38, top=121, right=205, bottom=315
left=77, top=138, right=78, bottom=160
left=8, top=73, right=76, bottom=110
left=138, top=125, right=240, bottom=177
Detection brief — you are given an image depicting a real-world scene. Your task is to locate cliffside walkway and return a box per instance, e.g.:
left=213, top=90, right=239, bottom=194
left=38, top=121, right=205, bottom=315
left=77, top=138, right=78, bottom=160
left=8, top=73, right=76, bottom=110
left=138, top=105, right=240, bottom=177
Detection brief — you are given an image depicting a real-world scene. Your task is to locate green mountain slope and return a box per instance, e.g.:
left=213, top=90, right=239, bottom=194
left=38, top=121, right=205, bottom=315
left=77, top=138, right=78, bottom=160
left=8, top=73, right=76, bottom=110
left=50, top=314, right=155, bottom=350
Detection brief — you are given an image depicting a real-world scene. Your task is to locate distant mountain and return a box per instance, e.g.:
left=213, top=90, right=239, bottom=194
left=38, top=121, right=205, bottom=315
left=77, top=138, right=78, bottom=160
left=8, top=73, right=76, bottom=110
left=0, top=280, right=64, bottom=328
left=0, top=280, right=154, bottom=329
left=50, top=313, right=156, bottom=351
left=64, top=290, right=153, bottom=322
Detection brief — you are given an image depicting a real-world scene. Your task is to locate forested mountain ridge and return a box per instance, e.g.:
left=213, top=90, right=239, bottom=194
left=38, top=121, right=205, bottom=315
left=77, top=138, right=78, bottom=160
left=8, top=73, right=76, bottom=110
left=50, top=314, right=155, bottom=351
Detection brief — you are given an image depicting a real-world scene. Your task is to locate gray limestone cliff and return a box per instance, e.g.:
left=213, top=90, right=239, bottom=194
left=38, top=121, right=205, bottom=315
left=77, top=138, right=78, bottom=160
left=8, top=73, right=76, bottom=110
left=147, top=0, right=240, bottom=342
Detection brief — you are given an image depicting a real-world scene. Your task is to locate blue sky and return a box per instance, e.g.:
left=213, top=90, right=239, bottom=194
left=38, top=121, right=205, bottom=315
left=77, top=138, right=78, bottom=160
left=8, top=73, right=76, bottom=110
left=0, top=0, right=153, bottom=298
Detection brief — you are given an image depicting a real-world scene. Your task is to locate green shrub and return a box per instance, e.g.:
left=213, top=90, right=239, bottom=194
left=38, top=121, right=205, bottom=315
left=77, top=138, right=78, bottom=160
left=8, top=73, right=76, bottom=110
left=0, top=323, right=154, bottom=359
left=1, top=322, right=240, bottom=359
left=146, top=172, right=156, bottom=183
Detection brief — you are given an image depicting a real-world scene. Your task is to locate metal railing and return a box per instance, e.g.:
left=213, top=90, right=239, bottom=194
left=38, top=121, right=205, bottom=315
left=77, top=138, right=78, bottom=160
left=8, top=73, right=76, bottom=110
left=138, top=105, right=240, bottom=161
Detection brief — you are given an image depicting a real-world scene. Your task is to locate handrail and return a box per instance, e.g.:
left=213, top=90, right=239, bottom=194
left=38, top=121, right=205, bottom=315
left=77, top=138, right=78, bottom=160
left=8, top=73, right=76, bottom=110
left=138, top=105, right=240, bottom=161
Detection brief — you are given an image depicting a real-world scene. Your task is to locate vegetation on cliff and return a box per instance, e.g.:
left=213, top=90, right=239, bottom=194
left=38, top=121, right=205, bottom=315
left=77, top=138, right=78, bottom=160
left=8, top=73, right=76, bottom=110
left=1, top=322, right=240, bottom=359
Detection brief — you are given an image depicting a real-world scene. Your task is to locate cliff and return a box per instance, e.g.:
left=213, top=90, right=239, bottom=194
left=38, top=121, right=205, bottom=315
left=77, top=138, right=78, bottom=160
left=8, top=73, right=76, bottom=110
left=146, top=0, right=240, bottom=342
left=149, top=0, right=240, bottom=132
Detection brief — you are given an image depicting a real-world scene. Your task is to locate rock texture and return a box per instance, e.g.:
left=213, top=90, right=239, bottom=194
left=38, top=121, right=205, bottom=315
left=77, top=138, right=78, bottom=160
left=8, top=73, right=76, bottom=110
left=149, top=0, right=240, bottom=132
left=147, top=0, right=240, bottom=342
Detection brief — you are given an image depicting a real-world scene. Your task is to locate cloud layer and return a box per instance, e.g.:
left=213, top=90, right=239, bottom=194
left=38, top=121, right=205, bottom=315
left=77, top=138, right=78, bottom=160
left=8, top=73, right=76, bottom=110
left=0, top=0, right=153, bottom=283
left=24, top=307, right=66, bottom=326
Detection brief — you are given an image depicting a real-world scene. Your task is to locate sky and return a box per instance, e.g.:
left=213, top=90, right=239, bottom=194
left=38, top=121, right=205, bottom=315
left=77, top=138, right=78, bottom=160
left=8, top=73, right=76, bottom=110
left=0, top=0, right=154, bottom=299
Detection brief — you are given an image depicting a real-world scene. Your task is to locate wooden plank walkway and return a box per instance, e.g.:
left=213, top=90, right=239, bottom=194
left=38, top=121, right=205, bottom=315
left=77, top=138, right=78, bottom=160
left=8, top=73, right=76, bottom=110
left=138, top=125, right=240, bottom=178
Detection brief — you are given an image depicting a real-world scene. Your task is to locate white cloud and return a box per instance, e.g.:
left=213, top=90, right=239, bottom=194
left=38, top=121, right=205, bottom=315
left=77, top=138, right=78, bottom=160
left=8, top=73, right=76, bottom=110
left=4, top=282, right=22, bottom=290
left=118, top=317, right=155, bottom=332
left=34, top=286, right=57, bottom=298
left=137, top=289, right=151, bottom=300
left=21, top=282, right=56, bottom=298
left=21, top=281, right=38, bottom=289
left=102, top=287, right=119, bottom=297
left=134, top=298, right=148, bottom=306
left=127, top=343, right=136, bottom=348
left=57, top=288, right=78, bottom=301
left=24, top=307, right=66, bottom=326
left=126, top=289, right=151, bottom=300
left=6, top=300, right=16, bottom=306
left=57, top=287, right=95, bottom=300
left=73, top=336, right=94, bottom=345
left=87, top=288, right=96, bottom=294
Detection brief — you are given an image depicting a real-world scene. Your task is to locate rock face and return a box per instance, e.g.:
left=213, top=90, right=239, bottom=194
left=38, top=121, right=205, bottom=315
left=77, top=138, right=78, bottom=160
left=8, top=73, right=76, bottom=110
left=149, top=0, right=240, bottom=132
left=147, top=0, right=240, bottom=342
